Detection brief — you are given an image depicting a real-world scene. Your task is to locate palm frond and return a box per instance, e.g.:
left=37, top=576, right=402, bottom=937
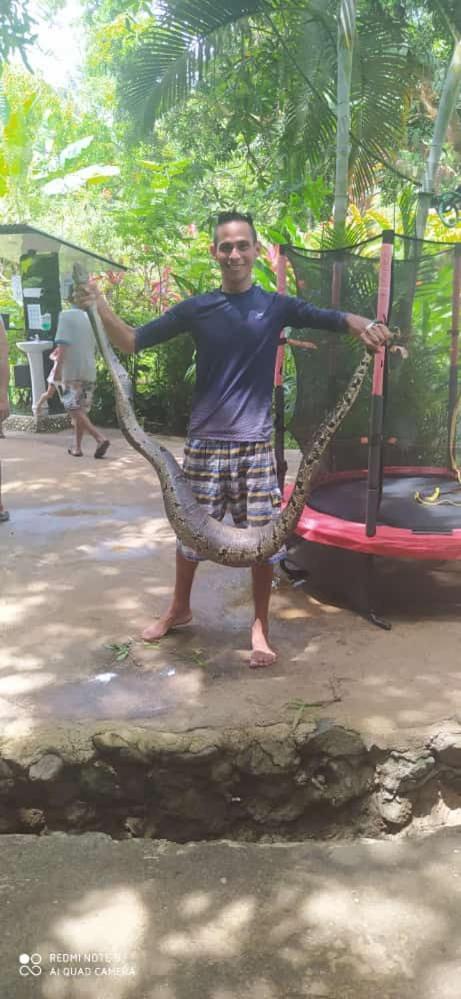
left=120, top=0, right=269, bottom=131
left=349, top=12, right=415, bottom=199
left=278, top=8, right=337, bottom=179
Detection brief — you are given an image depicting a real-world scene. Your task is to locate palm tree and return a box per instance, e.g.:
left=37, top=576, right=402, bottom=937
left=120, top=0, right=412, bottom=225
left=415, top=12, right=461, bottom=238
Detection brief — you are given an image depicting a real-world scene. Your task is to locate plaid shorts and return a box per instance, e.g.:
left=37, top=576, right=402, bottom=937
left=178, top=438, right=285, bottom=564
left=60, top=380, right=95, bottom=413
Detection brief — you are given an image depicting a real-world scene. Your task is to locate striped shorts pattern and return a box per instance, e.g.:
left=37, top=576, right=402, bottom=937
left=178, top=438, right=285, bottom=564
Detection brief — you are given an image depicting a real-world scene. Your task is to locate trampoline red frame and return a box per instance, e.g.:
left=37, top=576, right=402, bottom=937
left=283, top=468, right=461, bottom=560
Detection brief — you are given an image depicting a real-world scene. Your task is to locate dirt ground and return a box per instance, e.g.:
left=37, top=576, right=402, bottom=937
left=2, top=428, right=461, bottom=752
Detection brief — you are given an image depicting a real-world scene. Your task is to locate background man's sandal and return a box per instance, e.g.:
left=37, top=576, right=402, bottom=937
left=94, top=440, right=110, bottom=459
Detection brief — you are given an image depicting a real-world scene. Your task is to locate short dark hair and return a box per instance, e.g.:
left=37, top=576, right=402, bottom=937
left=213, top=211, right=258, bottom=245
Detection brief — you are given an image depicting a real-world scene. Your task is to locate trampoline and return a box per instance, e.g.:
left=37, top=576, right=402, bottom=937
left=277, top=231, right=461, bottom=624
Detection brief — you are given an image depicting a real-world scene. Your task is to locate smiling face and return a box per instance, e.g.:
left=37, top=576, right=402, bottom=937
left=210, top=220, right=260, bottom=293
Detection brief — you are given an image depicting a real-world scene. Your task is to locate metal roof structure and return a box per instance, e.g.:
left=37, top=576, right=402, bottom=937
left=0, top=224, right=127, bottom=276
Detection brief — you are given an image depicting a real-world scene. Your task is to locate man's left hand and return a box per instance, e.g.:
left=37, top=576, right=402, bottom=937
left=345, top=313, right=392, bottom=353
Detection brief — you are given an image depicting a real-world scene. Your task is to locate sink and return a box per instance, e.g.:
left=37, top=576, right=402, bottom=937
left=16, top=341, right=54, bottom=414
left=17, top=340, right=53, bottom=354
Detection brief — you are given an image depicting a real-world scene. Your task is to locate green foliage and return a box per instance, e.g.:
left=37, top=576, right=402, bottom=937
left=3, top=0, right=461, bottom=442
left=115, top=0, right=414, bottom=217
left=0, top=1, right=36, bottom=67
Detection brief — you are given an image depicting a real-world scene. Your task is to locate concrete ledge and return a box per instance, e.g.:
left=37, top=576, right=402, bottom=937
left=4, top=413, right=71, bottom=432
left=2, top=719, right=461, bottom=840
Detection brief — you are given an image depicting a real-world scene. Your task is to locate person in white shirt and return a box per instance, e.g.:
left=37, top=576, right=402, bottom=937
left=54, top=288, right=110, bottom=458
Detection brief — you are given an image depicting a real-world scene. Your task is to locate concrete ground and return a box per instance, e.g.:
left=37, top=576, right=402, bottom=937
left=2, top=428, right=461, bottom=751
left=2, top=827, right=461, bottom=998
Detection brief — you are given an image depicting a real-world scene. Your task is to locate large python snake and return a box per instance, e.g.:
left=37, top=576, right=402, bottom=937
left=73, top=263, right=371, bottom=567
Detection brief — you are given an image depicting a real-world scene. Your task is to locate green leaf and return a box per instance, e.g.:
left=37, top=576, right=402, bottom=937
left=41, top=165, right=120, bottom=195
left=58, top=135, right=95, bottom=165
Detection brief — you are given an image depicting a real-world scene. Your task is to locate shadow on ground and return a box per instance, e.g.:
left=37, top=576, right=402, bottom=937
left=2, top=430, right=461, bottom=746
left=2, top=829, right=461, bottom=998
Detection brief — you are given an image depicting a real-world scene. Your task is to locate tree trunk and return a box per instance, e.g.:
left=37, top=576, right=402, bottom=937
left=334, top=0, right=357, bottom=232
left=400, top=37, right=461, bottom=337
left=415, top=37, right=461, bottom=240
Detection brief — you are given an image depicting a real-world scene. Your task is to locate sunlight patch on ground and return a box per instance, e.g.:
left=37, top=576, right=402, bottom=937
left=1, top=716, right=37, bottom=738
left=179, top=892, right=213, bottom=918
left=398, top=709, right=448, bottom=724
left=300, top=885, right=443, bottom=977
left=423, top=961, right=461, bottom=999
left=109, top=597, right=142, bottom=611
left=212, top=984, right=278, bottom=999
left=0, top=594, right=48, bottom=625
left=0, top=672, right=55, bottom=695
left=25, top=581, right=51, bottom=593
left=289, top=643, right=321, bottom=660
left=51, top=887, right=147, bottom=951
left=277, top=607, right=312, bottom=620
left=361, top=716, right=396, bottom=735
left=41, top=886, right=148, bottom=999
left=7, top=478, right=60, bottom=494
left=307, top=596, right=342, bottom=614
left=160, top=897, right=256, bottom=958
left=159, top=671, right=203, bottom=703
left=145, top=586, right=175, bottom=597
left=0, top=652, right=44, bottom=671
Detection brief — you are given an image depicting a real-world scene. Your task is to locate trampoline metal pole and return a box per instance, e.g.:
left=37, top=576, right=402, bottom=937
left=365, top=229, right=394, bottom=537
left=274, top=247, right=288, bottom=493
left=448, top=245, right=461, bottom=460
left=328, top=259, right=344, bottom=470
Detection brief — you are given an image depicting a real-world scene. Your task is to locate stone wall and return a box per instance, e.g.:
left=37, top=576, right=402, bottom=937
left=2, top=721, right=461, bottom=840
left=4, top=413, right=71, bottom=433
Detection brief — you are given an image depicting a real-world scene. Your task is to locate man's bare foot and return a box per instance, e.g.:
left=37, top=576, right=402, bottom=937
left=249, top=620, right=277, bottom=669
left=142, top=611, right=192, bottom=642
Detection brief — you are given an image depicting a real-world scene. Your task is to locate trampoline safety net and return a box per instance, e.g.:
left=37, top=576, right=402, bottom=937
left=284, top=234, right=459, bottom=480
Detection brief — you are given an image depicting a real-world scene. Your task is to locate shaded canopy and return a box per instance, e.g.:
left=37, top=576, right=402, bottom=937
left=0, top=224, right=127, bottom=279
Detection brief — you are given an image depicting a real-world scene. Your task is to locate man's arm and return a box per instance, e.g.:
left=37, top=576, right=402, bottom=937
left=281, top=297, right=391, bottom=353
left=50, top=345, right=66, bottom=382
left=74, top=282, right=190, bottom=354
left=0, top=318, right=10, bottom=422
left=73, top=283, right=136, bottom=353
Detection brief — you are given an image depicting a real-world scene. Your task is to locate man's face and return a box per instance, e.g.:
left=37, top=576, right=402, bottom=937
left=210, top=221, right=260, bottom=289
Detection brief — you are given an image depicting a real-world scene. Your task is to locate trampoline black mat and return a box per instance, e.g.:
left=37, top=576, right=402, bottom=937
left=308, top=475, right=461, bottom=533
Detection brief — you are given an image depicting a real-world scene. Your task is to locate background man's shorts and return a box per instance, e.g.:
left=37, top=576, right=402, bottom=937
left=61, top=381, right=95, bottom=413
left=178, top=438, right=285, bottom=565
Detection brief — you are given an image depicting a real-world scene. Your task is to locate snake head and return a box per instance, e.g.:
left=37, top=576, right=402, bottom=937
left=72, top=262, right=90, bottom=287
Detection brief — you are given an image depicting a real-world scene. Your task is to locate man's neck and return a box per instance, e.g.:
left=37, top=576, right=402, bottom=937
left=220, top=276, right=254, bottom=294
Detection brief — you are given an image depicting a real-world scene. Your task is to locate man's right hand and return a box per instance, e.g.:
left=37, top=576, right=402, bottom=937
left=73, top=281, right=136, bottom=354
left=73, top=280, right=102, bottom=311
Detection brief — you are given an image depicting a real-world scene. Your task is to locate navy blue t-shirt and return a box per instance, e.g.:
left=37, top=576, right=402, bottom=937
left=135, top=285, right=347, bottom=441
